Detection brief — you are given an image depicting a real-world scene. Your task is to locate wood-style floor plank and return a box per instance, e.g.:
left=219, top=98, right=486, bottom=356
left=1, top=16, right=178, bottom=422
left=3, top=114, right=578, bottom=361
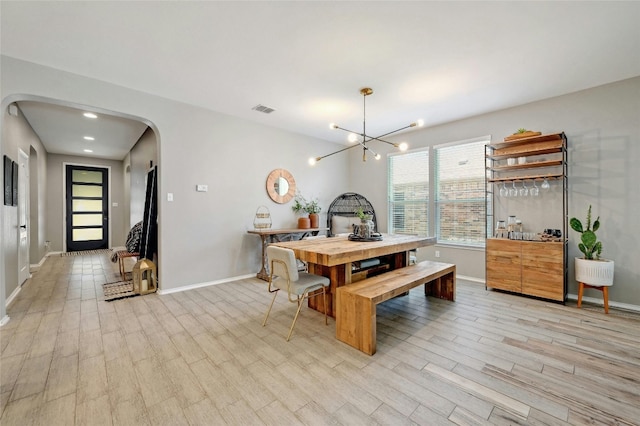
left=1, top=252, right=639, bottom=425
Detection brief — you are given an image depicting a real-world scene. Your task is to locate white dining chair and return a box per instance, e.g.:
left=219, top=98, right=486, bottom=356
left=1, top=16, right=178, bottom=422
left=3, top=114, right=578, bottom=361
left=263, top=245, right=330, bottom=340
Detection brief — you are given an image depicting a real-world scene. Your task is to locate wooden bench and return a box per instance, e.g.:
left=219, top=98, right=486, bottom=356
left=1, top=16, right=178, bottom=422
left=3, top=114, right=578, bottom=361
left=115, top=250, right=139, bottom=280
left=336, top=260, right=455, bottom=355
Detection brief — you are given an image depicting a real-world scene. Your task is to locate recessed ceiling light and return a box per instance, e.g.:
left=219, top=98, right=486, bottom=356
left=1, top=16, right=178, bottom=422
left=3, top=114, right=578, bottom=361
left=83, top=149, right=93, bottom=153
left=83, top=136, right=95, bottom=141
left=83, top=112, right=97, bottom=119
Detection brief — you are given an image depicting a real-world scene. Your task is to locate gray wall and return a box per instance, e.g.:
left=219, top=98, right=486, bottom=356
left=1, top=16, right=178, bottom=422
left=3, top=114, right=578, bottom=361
left=2, top=54, right=637, bottom=313
left=1, top=56, right=349, bottom=300
left=1, top=103, right=48, bottom=304
left=129, top=127, right=157, bottom=228
left=45, top=154, right=126, bottom=251
left=350, top=76, right=640, bottom=306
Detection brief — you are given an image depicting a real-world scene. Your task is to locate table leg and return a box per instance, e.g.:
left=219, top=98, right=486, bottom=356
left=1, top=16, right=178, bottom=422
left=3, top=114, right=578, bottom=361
left=256, top=235, right=270, bottom=281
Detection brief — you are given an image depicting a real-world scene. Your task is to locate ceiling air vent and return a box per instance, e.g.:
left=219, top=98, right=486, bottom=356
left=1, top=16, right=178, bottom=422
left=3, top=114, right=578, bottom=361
left=252, top=104, right=276, bottom=114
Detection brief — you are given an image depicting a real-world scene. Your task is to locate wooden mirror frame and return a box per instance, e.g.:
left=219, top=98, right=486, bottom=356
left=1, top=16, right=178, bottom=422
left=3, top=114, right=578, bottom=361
left=266, top=168, right=296, bottom=204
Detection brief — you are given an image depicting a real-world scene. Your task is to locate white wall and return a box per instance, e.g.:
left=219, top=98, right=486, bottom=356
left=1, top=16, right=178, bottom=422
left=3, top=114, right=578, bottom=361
left=350, top=76, right=640, bottom=306
left=1, top=103, right=48, bottom=306
left=129, top=127, right=157, bottom=229
left=1, top=56, right=349, bottom=301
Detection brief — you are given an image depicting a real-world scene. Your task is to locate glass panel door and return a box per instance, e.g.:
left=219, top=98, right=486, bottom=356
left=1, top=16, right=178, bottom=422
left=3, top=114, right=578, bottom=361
left=65, top=165, right=109, bottom=252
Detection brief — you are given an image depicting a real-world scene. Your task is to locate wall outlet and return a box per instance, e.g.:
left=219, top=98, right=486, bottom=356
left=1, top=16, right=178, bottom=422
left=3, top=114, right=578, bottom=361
left=167, top=193, right=174, bottom=202
left=196, top=184, right=208, bottom=192
left=435, top=250, right=440, bottom=258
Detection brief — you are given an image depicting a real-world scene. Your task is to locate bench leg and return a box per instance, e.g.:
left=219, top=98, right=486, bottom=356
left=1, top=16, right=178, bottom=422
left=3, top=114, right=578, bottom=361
left=424, top=270, right=456, bottom=301
left=336, top=290, right=377, bottom=355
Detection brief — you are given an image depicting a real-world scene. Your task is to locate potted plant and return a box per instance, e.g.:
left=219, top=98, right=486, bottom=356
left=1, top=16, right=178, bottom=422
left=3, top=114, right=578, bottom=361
left=305, top=197, right=321, bottom=228
left=570, top=205, right=614, bottom=287
left=292, top=193, right=311, bottom=229
left=355, top=207, right=374, bottom=238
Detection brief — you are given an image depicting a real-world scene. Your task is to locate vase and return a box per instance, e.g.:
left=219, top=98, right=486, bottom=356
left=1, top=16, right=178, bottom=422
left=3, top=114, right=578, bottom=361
left=297, top=217, right=311, bottom=229
left=575, top=257, right=614, bottom=286
left=357, top=218, right=374, bottom=239
left=309, top=213, right=319, bottom=229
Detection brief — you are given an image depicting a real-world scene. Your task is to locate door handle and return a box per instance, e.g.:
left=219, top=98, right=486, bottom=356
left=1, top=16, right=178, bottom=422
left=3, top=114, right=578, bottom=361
left=20, top=225, right=27, bottom=229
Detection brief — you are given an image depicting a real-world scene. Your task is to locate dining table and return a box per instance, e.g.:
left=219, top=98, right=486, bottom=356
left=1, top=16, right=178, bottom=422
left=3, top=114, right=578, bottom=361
left=271, top=234, right=436, bottom=317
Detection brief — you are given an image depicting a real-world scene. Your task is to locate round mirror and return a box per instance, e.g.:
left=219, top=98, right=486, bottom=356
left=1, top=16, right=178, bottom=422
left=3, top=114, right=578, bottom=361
left=266, top=169, right=296, bottom=204
left=275, top=176, right=289, bottom=196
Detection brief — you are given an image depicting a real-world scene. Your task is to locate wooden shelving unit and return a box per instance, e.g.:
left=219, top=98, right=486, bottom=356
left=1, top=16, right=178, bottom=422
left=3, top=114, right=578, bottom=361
left=485, top=132, right=568, bottom=302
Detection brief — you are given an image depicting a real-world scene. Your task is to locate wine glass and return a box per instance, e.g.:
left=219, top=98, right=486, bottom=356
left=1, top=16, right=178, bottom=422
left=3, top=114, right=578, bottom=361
left=519, top=181, right=528, bottom=197
left=530, top=180, right=539, bottom=197
left=499, top=182, right=508, bottom=197
left=541, top=177, right=550, bottom=190
left=509, top=181, right=518, bottom=197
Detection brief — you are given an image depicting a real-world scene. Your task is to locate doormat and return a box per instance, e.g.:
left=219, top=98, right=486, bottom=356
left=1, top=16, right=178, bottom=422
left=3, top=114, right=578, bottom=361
left=102, top=280, right=138, bottom=302
left=61, top=249, right=113, bottom=257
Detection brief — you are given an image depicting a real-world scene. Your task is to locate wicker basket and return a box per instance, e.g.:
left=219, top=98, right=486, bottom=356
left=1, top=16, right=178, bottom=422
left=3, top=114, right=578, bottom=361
left=253, top=206, right=272, bottom=229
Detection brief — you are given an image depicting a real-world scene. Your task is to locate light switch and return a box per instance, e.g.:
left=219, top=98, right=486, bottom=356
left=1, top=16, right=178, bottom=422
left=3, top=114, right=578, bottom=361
left=112, top=202, right=118, bottom=207
left=196, top=185, right=208, bottom=192
left=167, top=193, right=174, bottom=202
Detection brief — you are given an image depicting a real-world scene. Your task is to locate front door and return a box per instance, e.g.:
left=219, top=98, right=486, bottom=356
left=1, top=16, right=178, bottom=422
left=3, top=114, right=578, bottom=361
left=65, top=165, right=109, bottom=252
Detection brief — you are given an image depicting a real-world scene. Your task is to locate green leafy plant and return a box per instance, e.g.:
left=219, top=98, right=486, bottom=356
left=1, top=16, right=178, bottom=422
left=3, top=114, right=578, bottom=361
left=305, top=198, right=321, bottom=214
left=292, top=192, right=321, bottom=215
left=355, top=207, right=372, bottom=221
left=516, top=128, right=529, bottom=134
left=570, top=205, right=602, bottom=260
left=291, top=192, right=307, bottom=215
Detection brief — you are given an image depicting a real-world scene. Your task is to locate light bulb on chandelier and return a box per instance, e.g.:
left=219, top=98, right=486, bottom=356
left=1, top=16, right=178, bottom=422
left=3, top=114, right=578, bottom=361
left=309, top=88, right=423, bottom=165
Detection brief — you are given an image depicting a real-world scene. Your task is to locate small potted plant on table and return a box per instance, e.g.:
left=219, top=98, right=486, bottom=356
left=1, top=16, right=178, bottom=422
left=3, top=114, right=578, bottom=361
left=292, top=193, right=310, bottom=229
left=305, top=198, right=321, bottom=228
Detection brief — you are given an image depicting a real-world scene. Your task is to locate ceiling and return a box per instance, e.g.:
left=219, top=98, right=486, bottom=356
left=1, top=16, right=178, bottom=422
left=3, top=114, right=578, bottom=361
left=2, top=1, right=639, bottom=160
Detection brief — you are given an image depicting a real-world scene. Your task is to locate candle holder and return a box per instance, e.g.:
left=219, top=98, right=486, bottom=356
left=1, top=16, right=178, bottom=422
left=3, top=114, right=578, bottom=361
left=132, top=259, right=157, bottom=295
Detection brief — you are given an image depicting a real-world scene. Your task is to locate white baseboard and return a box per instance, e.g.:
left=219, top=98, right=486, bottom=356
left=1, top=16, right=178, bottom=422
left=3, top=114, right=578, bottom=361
left=0, top=315, right=10, bottom=327
left=456, top=274, right=485, bottom=284
left=30, top=255, right=48, bottom=271
left=157, top=273, right=257, bottom=295
left=5, top=285, right=21, bottom=308
left=566, top=293, right=640, bottom=313
left=47, top=251, right=62, bottom=256
left=455, top=277, right=640, bottom=313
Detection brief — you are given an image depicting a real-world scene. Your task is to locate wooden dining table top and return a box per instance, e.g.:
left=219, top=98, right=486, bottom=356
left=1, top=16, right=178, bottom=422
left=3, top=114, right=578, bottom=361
left=271, top=234, right=436, bottom=267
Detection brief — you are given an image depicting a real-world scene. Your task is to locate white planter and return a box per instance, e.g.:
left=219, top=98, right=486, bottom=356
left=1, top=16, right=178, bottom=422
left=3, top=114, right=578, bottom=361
left=575, top=257, right=614, bottom=286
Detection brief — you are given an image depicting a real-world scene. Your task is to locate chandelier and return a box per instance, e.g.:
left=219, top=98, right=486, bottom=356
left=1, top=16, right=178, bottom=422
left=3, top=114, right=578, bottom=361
left=308, top=87, right=423, bottom=165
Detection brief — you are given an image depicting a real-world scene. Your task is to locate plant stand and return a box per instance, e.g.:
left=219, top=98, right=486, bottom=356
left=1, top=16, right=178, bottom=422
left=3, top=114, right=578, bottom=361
left=577, top=282, right=610, bottom=314
left=575, top=257, right=614, bottom=314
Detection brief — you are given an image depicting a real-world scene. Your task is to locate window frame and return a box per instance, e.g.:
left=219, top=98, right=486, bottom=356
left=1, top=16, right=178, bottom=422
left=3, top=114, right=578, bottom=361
left=387, top=135, right=491, bottom=248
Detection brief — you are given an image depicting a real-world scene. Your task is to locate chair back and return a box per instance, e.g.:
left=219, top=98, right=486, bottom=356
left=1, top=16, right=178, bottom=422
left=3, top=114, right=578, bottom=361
left=266, top=246, right=299, bottom=282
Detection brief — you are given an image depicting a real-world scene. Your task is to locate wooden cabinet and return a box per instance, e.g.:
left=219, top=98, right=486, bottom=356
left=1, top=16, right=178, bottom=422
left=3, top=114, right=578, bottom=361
left=486, top=238, right=522, bottom=293
left=485, top=132, right=567, bottom=302
left=486, top=239, right=565, bottom=301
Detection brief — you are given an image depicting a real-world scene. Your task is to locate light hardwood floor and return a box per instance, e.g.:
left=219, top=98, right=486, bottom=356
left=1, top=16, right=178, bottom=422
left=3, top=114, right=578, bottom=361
left=1, top=252, right=639, bottom=425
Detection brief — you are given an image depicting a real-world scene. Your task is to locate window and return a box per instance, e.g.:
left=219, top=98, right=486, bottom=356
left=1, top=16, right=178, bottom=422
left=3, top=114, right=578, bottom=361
left=388, top=149, right=429, bottom=236
left=434, top=137, right=489, bottom=247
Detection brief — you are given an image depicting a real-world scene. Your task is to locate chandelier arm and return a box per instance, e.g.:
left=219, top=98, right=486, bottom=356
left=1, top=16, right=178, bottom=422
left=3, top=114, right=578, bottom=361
left=314, top=143, right=361, bottom=161
left=370, top=123, right=416, bottom=140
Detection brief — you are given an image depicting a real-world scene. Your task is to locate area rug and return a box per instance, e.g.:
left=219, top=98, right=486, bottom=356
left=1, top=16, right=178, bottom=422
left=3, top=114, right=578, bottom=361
left=102, top=280, right=138, bottom=302
left=61, top=249, right=113, bottom=257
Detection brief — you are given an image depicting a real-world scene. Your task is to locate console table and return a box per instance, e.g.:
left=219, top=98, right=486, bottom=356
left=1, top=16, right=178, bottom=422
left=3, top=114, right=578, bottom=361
left=248, top=228, right=327, bottom=281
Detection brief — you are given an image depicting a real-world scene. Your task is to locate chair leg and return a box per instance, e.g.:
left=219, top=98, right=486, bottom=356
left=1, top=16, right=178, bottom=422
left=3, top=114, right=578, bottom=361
left=323, top=287, right=328, bottom=325
left=577, top=282, right=584, bottom=308
left=287, top=296, right=306, bottom=341
left=262, top=291, right=278, bottom=326
left=603, top=286, right=609, bottom=314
